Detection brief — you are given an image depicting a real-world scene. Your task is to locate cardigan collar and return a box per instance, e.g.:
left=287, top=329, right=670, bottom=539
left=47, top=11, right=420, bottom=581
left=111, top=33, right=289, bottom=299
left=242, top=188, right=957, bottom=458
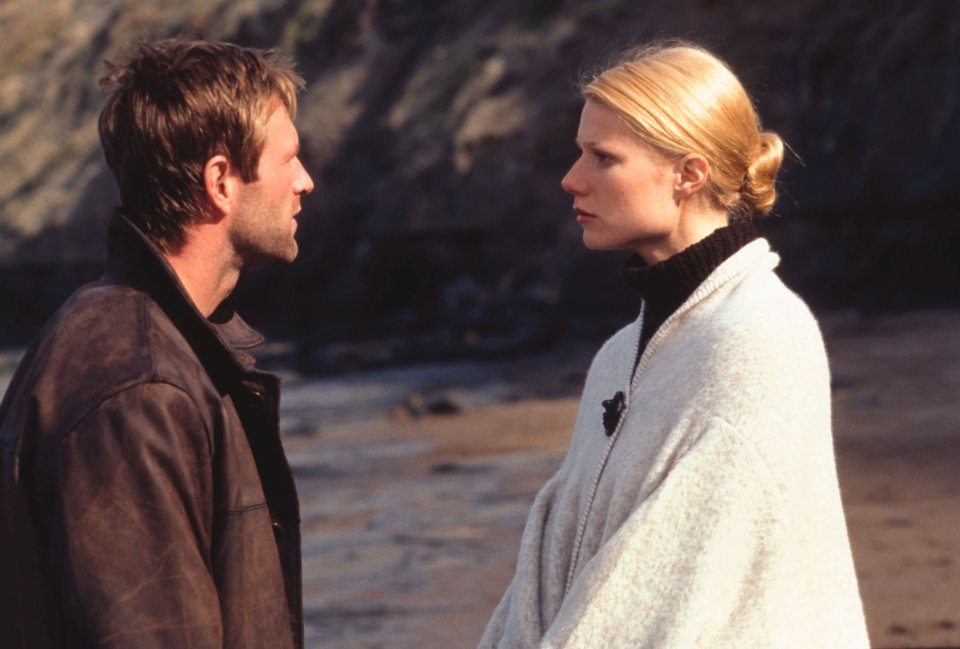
left=620, top=220, right=759, bottom=348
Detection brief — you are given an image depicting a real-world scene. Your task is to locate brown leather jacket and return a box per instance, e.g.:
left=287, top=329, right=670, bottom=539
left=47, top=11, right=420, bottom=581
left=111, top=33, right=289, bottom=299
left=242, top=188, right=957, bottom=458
left=0, top=214, right=303, bottom=648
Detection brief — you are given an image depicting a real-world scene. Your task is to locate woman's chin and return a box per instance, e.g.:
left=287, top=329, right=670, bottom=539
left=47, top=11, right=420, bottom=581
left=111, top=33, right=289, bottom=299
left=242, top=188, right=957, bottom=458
left=581, top=232, right=609, bottom=251
left=581, top=233, right=628, bottom=253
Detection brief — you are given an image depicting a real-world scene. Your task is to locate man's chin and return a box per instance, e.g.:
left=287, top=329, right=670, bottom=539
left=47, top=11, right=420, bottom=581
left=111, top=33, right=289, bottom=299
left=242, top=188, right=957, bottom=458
left=240, top=242, right=299, bottom=268
left=286, top=237, right=299, bottom=262
left=272, top=245, right=299, bottom=265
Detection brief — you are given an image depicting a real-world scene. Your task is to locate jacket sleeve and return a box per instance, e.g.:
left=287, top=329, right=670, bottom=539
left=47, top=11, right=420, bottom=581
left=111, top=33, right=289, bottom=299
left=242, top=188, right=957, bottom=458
left=541, top=418, right=792, bottom=649
left=40, top=381, right=222, bottom=648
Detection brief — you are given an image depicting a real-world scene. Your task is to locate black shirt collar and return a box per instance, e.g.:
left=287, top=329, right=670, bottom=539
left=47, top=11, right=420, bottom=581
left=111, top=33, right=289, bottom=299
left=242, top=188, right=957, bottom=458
left=621, top=220, right=760, bottom=347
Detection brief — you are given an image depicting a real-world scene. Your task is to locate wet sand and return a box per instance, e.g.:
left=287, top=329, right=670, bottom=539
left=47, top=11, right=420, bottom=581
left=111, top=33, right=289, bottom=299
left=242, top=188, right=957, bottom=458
left=827, top=310, right=960, bottom=648
left=280, top=309, right=960, bottom=648
left=2, top=308, right=958, bottom=647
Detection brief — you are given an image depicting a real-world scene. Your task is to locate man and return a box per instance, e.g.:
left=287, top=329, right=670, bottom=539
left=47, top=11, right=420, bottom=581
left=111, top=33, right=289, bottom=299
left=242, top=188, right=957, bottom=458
left=0, top=39, right=314, bottom=648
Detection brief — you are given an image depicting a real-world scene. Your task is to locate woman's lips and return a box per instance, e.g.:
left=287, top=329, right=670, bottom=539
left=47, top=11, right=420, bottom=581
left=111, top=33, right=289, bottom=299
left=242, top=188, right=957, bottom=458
left=575, top=207, right=597, bottom=224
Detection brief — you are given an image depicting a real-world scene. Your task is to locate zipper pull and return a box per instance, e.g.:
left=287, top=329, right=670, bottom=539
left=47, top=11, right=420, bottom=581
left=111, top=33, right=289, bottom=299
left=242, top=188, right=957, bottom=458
left=601, top=391, right=626, bottom=436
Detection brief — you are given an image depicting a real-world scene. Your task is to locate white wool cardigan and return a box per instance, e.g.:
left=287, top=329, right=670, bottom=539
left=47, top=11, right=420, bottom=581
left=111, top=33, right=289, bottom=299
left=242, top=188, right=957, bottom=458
left=479, top=240, right=869, bottom=648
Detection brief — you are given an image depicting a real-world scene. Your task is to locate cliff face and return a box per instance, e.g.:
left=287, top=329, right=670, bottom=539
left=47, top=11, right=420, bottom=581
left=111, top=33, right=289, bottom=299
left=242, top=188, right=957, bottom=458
left=2, top=0, right=959, bottom=353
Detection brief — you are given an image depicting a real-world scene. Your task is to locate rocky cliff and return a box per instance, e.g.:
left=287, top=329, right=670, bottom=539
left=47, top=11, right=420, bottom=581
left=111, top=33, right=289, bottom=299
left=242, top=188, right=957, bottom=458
left=2, top=0, right=959, bottom=359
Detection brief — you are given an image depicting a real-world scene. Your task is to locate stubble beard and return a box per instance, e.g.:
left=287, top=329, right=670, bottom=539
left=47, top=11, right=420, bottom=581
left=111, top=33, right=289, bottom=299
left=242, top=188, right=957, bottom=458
left=232, top=195, right=298, bottom=268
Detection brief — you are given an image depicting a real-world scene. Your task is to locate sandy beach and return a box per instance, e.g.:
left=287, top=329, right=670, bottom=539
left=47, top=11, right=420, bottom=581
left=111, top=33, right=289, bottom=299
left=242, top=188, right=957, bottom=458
left=279, top=308, right=960, bottom=648
left=2, top=308, right=958, bottom=648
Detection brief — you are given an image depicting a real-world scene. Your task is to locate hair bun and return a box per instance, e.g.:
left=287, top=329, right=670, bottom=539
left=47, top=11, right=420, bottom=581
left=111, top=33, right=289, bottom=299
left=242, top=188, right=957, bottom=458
left=740, top=131, right=784, bottom=216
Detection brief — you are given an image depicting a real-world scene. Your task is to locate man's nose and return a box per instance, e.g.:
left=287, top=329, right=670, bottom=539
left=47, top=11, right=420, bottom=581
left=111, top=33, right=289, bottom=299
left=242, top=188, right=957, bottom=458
left=297, top=161, right=314, bottom=196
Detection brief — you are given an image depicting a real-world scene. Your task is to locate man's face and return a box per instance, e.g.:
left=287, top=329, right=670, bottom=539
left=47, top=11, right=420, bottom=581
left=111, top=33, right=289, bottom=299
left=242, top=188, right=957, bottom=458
left=230, top=104, right=314, bottom=266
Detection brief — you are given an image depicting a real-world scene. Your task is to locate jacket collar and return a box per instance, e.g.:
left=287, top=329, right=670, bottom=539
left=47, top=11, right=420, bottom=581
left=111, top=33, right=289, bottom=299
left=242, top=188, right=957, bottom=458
left=103, top=211, right=266, bottom=388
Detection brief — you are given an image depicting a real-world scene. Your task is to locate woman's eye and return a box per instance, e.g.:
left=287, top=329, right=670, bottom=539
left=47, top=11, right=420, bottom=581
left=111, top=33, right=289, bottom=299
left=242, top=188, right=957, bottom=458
left=595, top=151, right=612, bottom=164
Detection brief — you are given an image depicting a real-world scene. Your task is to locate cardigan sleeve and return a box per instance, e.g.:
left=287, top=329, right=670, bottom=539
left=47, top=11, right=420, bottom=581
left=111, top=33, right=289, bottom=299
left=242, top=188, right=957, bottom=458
left=541, top=417, right=793, bottom=649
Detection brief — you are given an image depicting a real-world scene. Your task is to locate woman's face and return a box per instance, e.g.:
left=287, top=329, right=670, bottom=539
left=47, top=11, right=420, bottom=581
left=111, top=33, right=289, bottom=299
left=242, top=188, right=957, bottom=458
left=561, top=100, right=686, bottom=263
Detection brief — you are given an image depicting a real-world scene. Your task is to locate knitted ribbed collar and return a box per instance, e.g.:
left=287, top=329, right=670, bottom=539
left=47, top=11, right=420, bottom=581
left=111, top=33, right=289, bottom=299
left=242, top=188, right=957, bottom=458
left=621, top=220, right=760, bottom=347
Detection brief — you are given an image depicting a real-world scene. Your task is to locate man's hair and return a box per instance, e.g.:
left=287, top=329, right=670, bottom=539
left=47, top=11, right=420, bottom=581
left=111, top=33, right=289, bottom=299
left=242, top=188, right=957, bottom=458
left=98, top=39, right=305, bottom=251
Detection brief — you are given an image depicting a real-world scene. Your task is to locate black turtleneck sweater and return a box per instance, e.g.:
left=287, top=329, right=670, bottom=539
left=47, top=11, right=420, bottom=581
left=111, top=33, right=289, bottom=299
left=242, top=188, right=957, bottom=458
left=621, top=220, right=759, bottom=360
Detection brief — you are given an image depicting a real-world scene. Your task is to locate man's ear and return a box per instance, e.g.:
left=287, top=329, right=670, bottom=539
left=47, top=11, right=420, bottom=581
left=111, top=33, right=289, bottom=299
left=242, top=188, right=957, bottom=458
left=203, top=154, right=239, bottom=220
left=673, top=153, right=710, bottom=199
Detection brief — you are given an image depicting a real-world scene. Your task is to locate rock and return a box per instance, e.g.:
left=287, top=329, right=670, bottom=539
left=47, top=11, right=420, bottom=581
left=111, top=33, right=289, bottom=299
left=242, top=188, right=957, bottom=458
left=3, top=0, right=960, bottom=345
left=402, top=389, right=468, bottom=417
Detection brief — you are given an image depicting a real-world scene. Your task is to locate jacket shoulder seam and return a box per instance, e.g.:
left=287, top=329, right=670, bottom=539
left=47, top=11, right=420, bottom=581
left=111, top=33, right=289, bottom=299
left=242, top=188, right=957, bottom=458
left=43, top=377, right=211, bottom=463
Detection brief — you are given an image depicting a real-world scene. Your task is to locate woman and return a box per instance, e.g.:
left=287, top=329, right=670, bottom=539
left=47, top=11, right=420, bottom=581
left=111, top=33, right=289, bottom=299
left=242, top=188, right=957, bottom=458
left=479, top=43, right=868, bottom=648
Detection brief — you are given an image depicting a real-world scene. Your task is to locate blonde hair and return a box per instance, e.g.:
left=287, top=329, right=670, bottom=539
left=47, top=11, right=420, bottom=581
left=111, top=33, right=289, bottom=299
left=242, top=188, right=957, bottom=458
left=582, top=42, right=783, bottom=218
left=99, top=39, right=305, bottom=251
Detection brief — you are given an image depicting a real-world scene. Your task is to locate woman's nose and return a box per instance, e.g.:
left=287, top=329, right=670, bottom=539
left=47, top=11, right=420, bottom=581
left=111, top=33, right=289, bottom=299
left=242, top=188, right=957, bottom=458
left=560, top=159, right=584, bottom=196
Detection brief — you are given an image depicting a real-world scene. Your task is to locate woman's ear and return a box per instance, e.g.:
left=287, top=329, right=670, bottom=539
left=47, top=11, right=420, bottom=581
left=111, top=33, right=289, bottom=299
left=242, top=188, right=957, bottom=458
left=203, top=154, right=238, bottom=220
left=673, top=153, right=710, bottom=199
